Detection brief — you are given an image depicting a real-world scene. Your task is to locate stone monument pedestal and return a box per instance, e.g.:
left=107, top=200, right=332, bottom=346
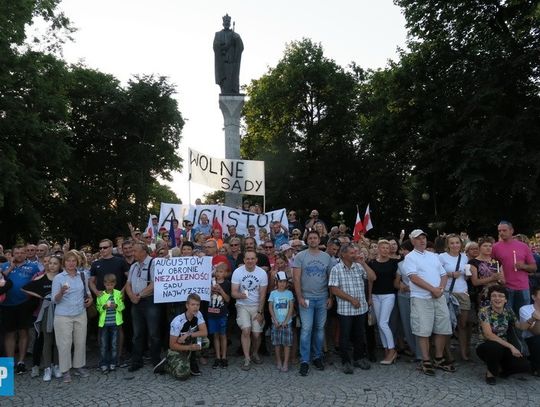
left=219, top=94, right=245, bottom=209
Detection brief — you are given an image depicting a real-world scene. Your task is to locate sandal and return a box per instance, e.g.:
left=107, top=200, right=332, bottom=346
left=421, top=360, right=435, bottom=376
left=434, top=357, right=456, bottom=373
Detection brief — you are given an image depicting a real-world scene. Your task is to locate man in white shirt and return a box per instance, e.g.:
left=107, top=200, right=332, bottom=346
left=231, top=250, right=268, bottom=371
left=402, top=229, right=453, bottom=376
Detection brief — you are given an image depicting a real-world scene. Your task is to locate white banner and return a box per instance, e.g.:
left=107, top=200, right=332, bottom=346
left=185, top=205, right=288, bottom=235
left=158, top=203, right=187, bottom=229
left=153, top=256, right=212, bottom=303
left=189, top=148, right=265, bottom=196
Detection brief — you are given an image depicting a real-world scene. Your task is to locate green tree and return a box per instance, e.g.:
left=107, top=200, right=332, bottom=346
left=243, top=39, right=365, bottom=222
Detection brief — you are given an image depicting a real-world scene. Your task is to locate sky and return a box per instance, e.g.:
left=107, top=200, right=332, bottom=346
left=57, top=0, right=408, bottom=205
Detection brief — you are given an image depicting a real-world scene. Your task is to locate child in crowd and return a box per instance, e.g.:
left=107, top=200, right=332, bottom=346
left=268, top=271, right=294, bottom=372
left=208, top=262, right=231, bottom=368
left=96, top=273, right=125, bottom=373
left=154, top=293, right=209, bottom=380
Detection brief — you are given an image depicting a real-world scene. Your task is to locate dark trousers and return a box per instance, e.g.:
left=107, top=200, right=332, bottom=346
left=476, top=340, right=530, bottom=376
left=338, top=313, right=367, bottom=364
left=131, top=299, right=162, bottom=366
left=526, top=336, right=540, bottom=371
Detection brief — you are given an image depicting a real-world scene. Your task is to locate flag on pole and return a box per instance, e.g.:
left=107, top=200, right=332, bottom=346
left=212, top=216, right=223, bottom=239
left=353, top=209, right=364, bottom=242
left=168, top=219, right=177, bottom=248
left=146, top=215, right=154, bottom=239
left=363, top=204, right=373, bottom=232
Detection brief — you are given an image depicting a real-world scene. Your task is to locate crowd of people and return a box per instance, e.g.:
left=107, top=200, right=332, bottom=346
left=2, top=207, right=540, bottom=387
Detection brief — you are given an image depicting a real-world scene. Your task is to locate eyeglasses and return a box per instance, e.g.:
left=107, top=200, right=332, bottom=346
left=187, top=224, right=193, bottom=227
left=99, top=246, right=110, bottom=250
left=230, top=243, right=240, bottom=247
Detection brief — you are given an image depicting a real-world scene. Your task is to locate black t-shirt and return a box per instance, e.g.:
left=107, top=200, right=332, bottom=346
left=208, top=280, right=231, bottom=317
left=90, top=256, right=129, bottom=290
left=368, top=259, right=398, bottom=295
left=23, top=274, right=54, bottom=298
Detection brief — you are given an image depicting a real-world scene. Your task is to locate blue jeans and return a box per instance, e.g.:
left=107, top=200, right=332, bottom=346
left=131, top=299, right=162, bottom=366
left=298, top=297, right=327, bottom=363
left=99, top=325, right=119, bottom=367
left=507, top=288, right=530, bottom=316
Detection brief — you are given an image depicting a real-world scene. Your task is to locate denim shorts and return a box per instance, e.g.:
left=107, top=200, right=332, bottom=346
left=207, top=315, right=228, bottom=335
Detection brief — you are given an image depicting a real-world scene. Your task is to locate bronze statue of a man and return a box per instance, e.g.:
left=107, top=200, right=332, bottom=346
left=213, top=14, right=244, bottom=95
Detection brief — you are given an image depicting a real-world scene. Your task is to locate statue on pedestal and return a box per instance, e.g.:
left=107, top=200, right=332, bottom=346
left=213, top=14, right=244, bottom=95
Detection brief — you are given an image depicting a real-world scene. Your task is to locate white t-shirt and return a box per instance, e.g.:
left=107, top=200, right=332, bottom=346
left=170, top=311, right=205, bottom=336
left=519, top=304, right=535, bottom=339
left=403, top=249, right=446, bottom=299
left=231, top=265, right=268, bottom=306
left=438, top=252, right=468, bottom=293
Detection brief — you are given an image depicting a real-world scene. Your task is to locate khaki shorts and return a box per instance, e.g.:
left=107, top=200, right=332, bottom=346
left=452, top=292, right=471, bottom=311
left=410, top=296, right=452, bottom=337
left=236, top=304, right=264, bottom=333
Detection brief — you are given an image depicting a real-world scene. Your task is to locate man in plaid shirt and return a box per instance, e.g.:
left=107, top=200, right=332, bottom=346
left=329, top=243, right=376, bottom=374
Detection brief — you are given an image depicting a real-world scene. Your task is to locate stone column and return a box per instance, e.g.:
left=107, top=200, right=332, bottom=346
left=219, top=94, right=245, bottom=209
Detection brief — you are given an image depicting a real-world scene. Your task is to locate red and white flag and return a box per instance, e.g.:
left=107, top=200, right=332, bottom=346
left=363, top=204, right=373, bottom=232
left=146, top=215, right=154, bottom=238
left=353, top=210, right=364, bottom=242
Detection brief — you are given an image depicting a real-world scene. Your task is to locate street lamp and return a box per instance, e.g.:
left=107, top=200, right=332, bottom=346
left=339, top=211, right=344, bottom=224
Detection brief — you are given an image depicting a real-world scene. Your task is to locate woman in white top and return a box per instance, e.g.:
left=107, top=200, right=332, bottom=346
left=439, top=234, right=470, bottom=361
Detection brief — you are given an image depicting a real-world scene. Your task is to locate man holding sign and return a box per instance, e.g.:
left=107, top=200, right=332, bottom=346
left=231, top=250, right=268, bottom=371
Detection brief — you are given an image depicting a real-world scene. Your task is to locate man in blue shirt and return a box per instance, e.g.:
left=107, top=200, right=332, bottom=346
left=0, top=244, right=41, bottom=374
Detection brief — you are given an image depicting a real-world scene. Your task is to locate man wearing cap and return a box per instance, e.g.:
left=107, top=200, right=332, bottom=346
left=402, top=229, right=453, bottom=376
left=304, top=209, right=322, bottom=231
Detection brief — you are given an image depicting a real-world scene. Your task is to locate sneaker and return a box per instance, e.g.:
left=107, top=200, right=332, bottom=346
left=109, top=364, right=116, bottom=372
left=100, top=365, right=109, bottom=374
left=153, top=357, right=167, bottom=375
left=221, top=359, right=228, bottom=369
left=74, top=367, right=90, bottom=378
left=342, top=362, right=354, bottom=374
left=212, top=359, right=221, bottom=369
left=53, top=365, right=62, bottom=379
left=16, top=362, right=26, bottom=375
left=241, top=359, right=251, bottom=371
left=190, top=361, right=201, bottom=376
left=313, top=358, right=324, bottom=371
left=62, top=372, right=72, bottom=383
left=299, top=362, right=309, bottom=376
left=43, top=367, right=52, bottom=382
left=31, top=365, right=40, bottom=378
left=353, top=358, right=371, bottom=370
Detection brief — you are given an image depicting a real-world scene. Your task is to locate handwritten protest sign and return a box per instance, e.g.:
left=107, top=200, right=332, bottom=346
left=189, top=148, right=265, bottom=196
left=185, top=205, right=288, bottom=235
left=153, top=256, right=212, bottom=303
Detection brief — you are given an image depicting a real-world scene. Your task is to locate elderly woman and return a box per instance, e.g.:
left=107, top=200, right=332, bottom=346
left=476, top=285, right=531, bottom=384
left=52, top=250, right=93, bottom=383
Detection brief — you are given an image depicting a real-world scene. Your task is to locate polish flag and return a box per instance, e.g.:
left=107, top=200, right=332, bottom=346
left=363, top=204, right=373, bottom=232
left=146, top=215, right=154, bottom=238
left=353, top=210, right=364, bottom=242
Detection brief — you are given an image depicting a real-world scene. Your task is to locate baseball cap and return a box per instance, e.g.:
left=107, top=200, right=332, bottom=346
left=409, top=229, right=427, bottom=239
left=276, top=271, right=288, bottom=281
left=279, top=243, right=292, bottom=252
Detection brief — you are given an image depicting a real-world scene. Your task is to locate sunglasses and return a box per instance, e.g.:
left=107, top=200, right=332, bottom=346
left=99, top=246, right=110, bottom=250
left=230, top=243, right=240, bottom=246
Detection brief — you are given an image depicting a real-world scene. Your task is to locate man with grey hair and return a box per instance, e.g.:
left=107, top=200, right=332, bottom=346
left=329, top=243, right=376, bottom=373
left=126, top=242, right=161, bottom=372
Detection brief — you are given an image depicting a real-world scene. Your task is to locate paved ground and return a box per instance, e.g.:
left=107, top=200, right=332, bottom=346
left=3, top=347, right=540, bottom=407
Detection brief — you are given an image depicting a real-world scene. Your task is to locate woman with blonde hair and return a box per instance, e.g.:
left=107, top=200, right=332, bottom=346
left=51, top=250, right=93, bottom=383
